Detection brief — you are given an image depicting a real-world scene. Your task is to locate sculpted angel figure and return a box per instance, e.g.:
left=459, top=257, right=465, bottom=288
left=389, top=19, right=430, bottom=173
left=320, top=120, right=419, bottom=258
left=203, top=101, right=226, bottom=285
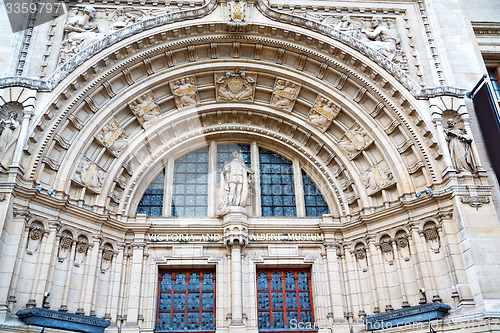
left=444, top=119, right=477, bottom=173
left=64, top=6, right=104, bottom=51
left=219, top=152, right=254, bottom=210
left=0, top=111, right=21, bottom=170
left=361, top=16, right=400, bottom=60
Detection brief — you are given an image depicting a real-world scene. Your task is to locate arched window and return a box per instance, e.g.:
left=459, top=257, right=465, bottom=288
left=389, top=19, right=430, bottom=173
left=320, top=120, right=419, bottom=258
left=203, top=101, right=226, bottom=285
left=136, top=143, right=329, bottom=218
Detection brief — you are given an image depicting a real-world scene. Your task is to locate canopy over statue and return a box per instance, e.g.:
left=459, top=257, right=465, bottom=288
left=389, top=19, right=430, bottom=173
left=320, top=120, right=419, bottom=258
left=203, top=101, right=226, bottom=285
left=218, top=152, right=254, bottom=214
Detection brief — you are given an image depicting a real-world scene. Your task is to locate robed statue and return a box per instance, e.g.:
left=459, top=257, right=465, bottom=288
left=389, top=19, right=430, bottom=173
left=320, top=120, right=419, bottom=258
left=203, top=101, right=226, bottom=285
left=0, top=111, right=21, bottom=171
left=218, top=152, right=254, bottom=214
left=444, top=119, right=477, bottom=173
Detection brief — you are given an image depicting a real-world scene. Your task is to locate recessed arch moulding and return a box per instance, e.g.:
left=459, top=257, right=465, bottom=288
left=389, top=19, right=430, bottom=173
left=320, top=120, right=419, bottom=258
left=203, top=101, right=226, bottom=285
left=14, top=15, right=453, bottom=221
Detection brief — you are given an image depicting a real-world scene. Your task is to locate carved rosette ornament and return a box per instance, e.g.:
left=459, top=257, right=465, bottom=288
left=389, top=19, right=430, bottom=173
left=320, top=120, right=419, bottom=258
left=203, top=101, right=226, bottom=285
left=270, top=78, right=301, bottom=112
left=170, top=76, right=200, bottom=110
left=396, top=236, right=408, bottom=249
left=215, top=70, right=257, bottom=102
left=228, top=0, right=248, bottom=32
left=77, top=240, right=89, bottom=254
left=29, top=227, right=43, bottom=241
left=58, top=236, right=73, bottom=262
left=423, top=226, right=441, bottom=253
left=74, top=156, right=107, bottom=193
left=26, top=225, right=44, bottom=255
left=355, top=247, right=366, bottom=260
left=380, top=241, right=393, bottom=253
left=129, top=91, right=162, bottom=128
left=307, top=95, right=341, bottom=132
left=100, top=246, right=115, bottom=272
left=361, top=160, right=395, bottom=195
left=95, top=118, right=129, bottom=156
left=338, top=123, right=373, bottom=159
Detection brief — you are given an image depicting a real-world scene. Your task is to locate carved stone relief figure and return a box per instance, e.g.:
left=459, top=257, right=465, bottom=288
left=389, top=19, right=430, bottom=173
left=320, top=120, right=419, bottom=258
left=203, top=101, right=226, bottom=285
left=0, top=110, right=21, bottom=171
left=215, top=70, right=257, bottom=102
left=338, top=123, right=373, bottom=159
left=74, top=236, right=89, bottom=267
left=354, top=243, right=368, bottom=272
left=129, top=91, right=162, bottom=127
left=362, top=160, right=394, bottom=195
left=322, top=15, right=361, bottom=39
left=74, top=156, right=106, bottom=193
left=307, top=95, right=341, bottom=132
left=57, top=234, right=73, bottom=263
left=228, top=0, right=248, bottom=32
left=26, top=224, right=44, bottom=255
left=169, top=76, right=200, bottom=110
left=270, top=78, right=301, bottom=112
left=218, top=152, right=254, bottom=215
left=95, top=118, right=129, bottom=156
left=361, top=16, right=400, bottom=61
left=444, top=119, right=477, bottom=173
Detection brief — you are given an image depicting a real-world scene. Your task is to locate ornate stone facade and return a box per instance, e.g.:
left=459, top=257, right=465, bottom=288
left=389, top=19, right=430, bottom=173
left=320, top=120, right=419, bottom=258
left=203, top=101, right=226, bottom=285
left=0, top=1, right=500, bottom=333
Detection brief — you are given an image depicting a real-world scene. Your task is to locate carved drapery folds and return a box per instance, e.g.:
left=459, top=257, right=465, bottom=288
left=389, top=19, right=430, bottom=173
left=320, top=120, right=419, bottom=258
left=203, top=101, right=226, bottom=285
left=0, top=103, right=22, bottom=171
left=215, top=70, right=257, bottom=102
left=170, top=76, right=200, bottom=110
left=338, top=123, right=374, bottom=159
left=307, top=95, right=341, bottom=132
left=270, top=78, right=301, bottom=112
left=362, top=160, right=395, bottom=195
left=443, top=119, right=477, bottom=173
left=74, top=156, right=106, bottom=193
left=95, top=118, right=129, bottom=157
left=129, top=91, right=162, bottom=128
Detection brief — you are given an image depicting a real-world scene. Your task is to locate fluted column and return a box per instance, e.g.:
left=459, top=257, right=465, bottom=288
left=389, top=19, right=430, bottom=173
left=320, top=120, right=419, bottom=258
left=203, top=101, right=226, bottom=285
left=122, top=244, right=145, bottom=333
left=323, top=241, right=345, bottom=321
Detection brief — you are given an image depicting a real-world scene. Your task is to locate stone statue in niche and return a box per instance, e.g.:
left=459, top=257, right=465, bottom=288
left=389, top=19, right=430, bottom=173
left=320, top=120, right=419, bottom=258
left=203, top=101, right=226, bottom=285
left=0, top=110, right=21, bottom=171
left=270, top=78, right=301, bottom=112
left=307, top=95, right=341, bottom=132
left=95, top=118, right=128, bottom=156
left=57, top=236, right=73, bottom=263
left=338, top=123, right=373, bottom=159
left=362, top=160, right=394, bottom=195
left=26, top=225, right=44, bottom=255
left=361, top=16, right=400, bottom=61
left=129, top=91, right=162, bottom=127
left=74, top=156, right=106, bottom=193
left=215, top=70, right=257, bottom=102
left=218, top=152, right=254, bottom=214
left=444, top=119, right=477, bottom=173
left=170, top=76, right=200, bottom=110
left=228, top=0, right=248, bottom=32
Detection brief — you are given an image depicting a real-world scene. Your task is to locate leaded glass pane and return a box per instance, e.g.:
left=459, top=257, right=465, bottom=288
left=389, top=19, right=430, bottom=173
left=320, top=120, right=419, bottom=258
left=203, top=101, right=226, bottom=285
left=302, top=171, right=329, bottom=217
left=136, top=170, right=164, bottom=216
left=259, top=149, right=296, bottom=217
left=172, top=148, right=209, bottom=217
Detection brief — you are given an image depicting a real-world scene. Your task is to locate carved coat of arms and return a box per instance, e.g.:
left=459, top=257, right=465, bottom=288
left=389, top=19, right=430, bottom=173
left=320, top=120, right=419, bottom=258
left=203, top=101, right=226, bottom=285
left=307, top=95, right=341, bottom=132
left=215, top=70, right=257, bottom=102
left=128, top=91, right=162, bottom=128
left=270, top=78, right=301, bottom=112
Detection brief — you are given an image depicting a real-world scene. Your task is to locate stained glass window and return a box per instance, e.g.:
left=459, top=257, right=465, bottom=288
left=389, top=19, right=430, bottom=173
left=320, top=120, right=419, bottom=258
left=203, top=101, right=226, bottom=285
left=257, top=269, right=314, bottom=331
left=259, top=149, right=296, bottom=217
left=302, top=172, right=329, bottom=217
left=157, top=270, right=215, bottom=332
left=172, top=148, right=209, bottom=217
left=136, top=170, right=164, bottom=216
left=216, top=144, right=251, bottom=182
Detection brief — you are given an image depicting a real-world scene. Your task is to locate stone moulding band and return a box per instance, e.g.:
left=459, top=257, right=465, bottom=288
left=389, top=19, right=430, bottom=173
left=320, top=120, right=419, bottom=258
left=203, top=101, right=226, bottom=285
left=16, top=307, right=111, bottom=333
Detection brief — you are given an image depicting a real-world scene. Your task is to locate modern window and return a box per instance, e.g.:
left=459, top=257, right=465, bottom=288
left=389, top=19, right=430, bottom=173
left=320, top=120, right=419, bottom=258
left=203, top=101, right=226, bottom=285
left=256, top=269, right=314, bottom=331
left=157, top=269, right=216, bottom=332
left=487, top=67, right=500, bottom=99
left=137, top=143, right=329, bottom=217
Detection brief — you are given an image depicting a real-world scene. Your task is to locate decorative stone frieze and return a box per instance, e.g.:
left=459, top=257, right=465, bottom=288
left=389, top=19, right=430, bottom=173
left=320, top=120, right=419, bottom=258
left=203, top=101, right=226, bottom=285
left=128, top=91, right=162, bottom=128
left=169, top=76, right=200, bottom=110
left=74, top=156, right=106, bottom=193
left=338, top=123, right=374, bottom=159
left=361, top=160, right=395, bottom=195
left=270, top=78, right=301, bottom=112
left=307, top=95, right=341, bottom=132
left=215, top=70, right=257, bottom=102
left=95, top=118, right=128, bottom=157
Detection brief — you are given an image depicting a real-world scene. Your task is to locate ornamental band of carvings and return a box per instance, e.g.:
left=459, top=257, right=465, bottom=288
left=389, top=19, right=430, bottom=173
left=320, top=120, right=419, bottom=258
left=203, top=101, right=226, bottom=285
left=95, top=118, right=129, bottom=157
left=74, top=156, right=106, bottom=193
left=460, top=196, right=490, bottom=209
left=362, top=160, right=394, bottom=195
left=129, top=91, right=162, bottom=128
left=215, top=70, right=256, bottom=102
left=270, top=78, right=301, bottom=112
left=307, top=95, right=341, bottom=132
left=338, top=123, right=374, bottom=159
left=228, top=0, right=248, bottom=32
left=169, top=76, right=200, bottom=110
